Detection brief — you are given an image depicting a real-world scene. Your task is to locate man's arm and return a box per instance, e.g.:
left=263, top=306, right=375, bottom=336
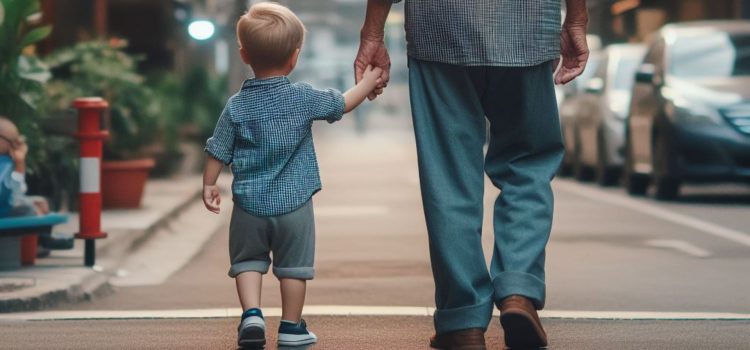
left=354, top=0, right=393, bottom=100
left=555, top=0, right=589, bottom=85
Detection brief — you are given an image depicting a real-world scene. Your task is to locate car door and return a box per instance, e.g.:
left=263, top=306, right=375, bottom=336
left=629, top=38, right=665, bottom=173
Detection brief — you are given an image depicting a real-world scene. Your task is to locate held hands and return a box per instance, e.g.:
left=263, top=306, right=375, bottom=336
left=354, top=37, right=391, bottom=100
left=362, top=65, right=384, bottom=92
left=203, top=184, right=221, bottom=214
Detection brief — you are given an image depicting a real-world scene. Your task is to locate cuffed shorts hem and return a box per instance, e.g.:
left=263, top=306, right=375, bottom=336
left=433, top=297, right=495, bottom=334
left=273, top=266, right=315, bottom=280
left=228, top=260, right=271, bottom=278
left=492, top=271, right=546, bottom=309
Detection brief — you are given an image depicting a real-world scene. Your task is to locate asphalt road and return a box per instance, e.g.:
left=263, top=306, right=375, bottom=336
left=2, top=109, right=750, bottom=349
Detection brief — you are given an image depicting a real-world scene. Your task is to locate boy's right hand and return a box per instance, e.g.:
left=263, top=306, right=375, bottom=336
left=203, top=184, right=221, bottom=214
left=362, top=65, right=383, bottom=89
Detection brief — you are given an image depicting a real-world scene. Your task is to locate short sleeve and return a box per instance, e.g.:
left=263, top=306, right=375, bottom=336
left=204, top=104, right=235, bottom=165
left=305, top=86, right=346, bottom=124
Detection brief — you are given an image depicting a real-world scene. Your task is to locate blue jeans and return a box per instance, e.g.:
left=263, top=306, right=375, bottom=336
left=408, top=58, right=564, bottom=334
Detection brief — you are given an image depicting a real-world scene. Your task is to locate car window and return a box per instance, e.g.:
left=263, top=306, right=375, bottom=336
left=643, top=39, right=664, bottom=66
left=669, top=32, right=750, bottom=77
left=574, top=55, right=603, bottom=93
left=613, top=53, right=644, bottom=91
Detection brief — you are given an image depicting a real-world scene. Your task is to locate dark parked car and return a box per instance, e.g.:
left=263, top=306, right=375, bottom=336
left=625, top=21, right=750, bottom=199
left=569, top=43, right=645, bottom=185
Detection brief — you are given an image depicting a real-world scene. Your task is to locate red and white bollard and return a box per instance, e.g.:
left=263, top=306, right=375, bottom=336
left=72, top=97, right=109, bottom=267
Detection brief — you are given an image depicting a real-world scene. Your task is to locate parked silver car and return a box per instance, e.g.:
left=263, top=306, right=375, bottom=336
left=568, top=43, right=646, bottom=185
left=559, top=53, right=603, bottom=176
left=625, top=21, right=750, bottom=200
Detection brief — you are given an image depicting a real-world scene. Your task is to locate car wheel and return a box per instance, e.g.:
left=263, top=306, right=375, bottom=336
left=595, top=128, right=619, bottom=187
left=559, top=124, right=575, bottom=177
left=624, top=136, right=649, bottom=195
left=573, top=129, right=594, bottom=182
left=652, top=134, right=681, bottom=200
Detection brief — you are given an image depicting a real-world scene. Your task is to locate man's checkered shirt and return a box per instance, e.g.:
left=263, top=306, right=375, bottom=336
left=205, top=76, right=345, bottom=217
left=392, top=0, right=562, bottom=67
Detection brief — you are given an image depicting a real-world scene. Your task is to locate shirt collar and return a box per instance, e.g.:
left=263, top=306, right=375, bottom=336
left=242, top=76, right=290, bottom=90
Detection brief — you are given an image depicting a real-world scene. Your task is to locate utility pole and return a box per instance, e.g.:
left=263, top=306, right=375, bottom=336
left=93, top=0, right=108, bottom=37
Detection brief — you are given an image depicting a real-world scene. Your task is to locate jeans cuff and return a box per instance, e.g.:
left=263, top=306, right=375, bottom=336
left=433, top=297, right=495, bottom=334
left=273, top=266, right=315, bottom=280
left=228, top=260, right=271, bottom=278
left=492, top=271, right=546, bottom=309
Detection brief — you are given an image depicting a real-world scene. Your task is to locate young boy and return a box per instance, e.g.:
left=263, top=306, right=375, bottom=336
left=202, top=2, right=382, bottom=348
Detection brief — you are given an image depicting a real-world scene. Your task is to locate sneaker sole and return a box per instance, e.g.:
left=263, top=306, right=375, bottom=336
left=277, top=337, right=317, bottom=347
left=500, top=312, right=548, bottom=349
left=238, top=326, right=266, bottom=349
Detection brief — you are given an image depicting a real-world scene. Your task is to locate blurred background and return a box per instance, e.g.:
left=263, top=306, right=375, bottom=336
left=2, top=0, right=750, bottom=207
left=2, top=1, right=750, bottom=348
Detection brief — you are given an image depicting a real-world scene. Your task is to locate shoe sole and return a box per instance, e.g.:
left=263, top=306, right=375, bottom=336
left=429, top=342, right=486, bottom=350
left=277, top=338, right=317, bottom=347
left=238, top=326, right=266, bottom=349
left=500, top=312, right=548, bottom=349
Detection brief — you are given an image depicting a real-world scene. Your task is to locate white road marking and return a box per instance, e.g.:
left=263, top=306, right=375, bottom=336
left=554, top=180, right=750, bottom=248
left=315, top=205, right=390, bottom=217
left=2, top=306, right=750, bottom=321
left=645, top=239, right=712, bottom=258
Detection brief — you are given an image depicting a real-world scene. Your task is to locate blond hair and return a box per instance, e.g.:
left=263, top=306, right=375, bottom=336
left=237, top=2, right=305, bottom=70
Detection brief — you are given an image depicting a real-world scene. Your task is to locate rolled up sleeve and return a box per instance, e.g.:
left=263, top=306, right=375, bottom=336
left=204, top=105, right=235, bottom=165
left=306, top=86, right=345, bottom=124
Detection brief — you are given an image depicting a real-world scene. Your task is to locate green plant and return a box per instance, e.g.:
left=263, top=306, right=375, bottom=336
left=151, top=67, right=227, bottom=143
left=0, top=0, right=51, bottom=173
left=42, top=40, right=162, bottom=160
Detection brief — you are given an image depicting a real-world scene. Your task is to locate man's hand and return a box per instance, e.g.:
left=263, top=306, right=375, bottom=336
left=33, top=198, right=50, bottom=215
left=203, top=184, right=221, bottom=214
left=354, top=37, right=391, bottom=100
left=554, top=21, right=589, bottom=85
left=9, top=136, right=28, bottom=163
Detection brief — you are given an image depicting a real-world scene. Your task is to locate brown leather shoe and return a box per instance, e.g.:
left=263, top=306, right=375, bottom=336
left=430, top=328, right=487, bottom=350
left=499, top=295, right=548, bottom=349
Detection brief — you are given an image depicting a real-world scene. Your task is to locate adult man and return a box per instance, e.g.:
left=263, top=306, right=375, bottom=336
left=354, top=1, right=589, bottom=349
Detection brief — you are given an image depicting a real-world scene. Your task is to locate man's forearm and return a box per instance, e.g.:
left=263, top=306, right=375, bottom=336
left=361, top=0, right=392, bottom=40
left=14, top=160, right=25, bottom=174
left=565, top=0, right=588, bottom=25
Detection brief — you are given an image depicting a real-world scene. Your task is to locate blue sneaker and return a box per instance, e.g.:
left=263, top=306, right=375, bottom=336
left=278, top=319, right=317, bottom=347
left=238, top=308, right=266, bottom=348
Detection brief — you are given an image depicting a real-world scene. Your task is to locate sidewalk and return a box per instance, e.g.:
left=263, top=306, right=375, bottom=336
left=0, top=175, right=203, bottom=312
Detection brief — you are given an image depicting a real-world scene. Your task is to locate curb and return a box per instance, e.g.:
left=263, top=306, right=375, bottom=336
left=0, top=185, right=202, bottom=313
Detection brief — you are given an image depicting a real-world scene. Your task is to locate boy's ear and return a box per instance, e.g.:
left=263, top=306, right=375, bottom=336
left=239, top=47, right=252, bottom=65
left=288, top=48, right=301, bottom=69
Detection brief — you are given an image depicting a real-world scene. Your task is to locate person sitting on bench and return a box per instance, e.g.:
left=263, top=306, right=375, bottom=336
left=0, top=116, right=73, bottom=256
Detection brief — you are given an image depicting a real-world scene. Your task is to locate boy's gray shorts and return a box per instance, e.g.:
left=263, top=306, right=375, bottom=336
left=228, top=200, right=315, bottom=280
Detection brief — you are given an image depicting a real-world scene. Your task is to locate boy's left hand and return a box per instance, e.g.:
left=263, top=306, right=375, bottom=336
left=203, top=184, right=221, bottom=214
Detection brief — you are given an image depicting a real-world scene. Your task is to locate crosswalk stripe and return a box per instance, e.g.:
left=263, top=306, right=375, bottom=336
left=2, top=306, right=749, bottom=321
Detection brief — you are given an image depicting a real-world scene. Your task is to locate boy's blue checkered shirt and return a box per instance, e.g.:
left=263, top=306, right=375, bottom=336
left=205, top=76, right=345, bottom=217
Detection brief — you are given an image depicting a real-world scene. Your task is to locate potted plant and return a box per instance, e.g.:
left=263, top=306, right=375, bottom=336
left=43, top=40, right=164, bottom=208
left=0, top=0, right=52, bottom=172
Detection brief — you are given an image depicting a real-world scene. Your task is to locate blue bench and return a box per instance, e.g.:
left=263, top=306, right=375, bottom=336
left=0, top=214, right=69, bottom=269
